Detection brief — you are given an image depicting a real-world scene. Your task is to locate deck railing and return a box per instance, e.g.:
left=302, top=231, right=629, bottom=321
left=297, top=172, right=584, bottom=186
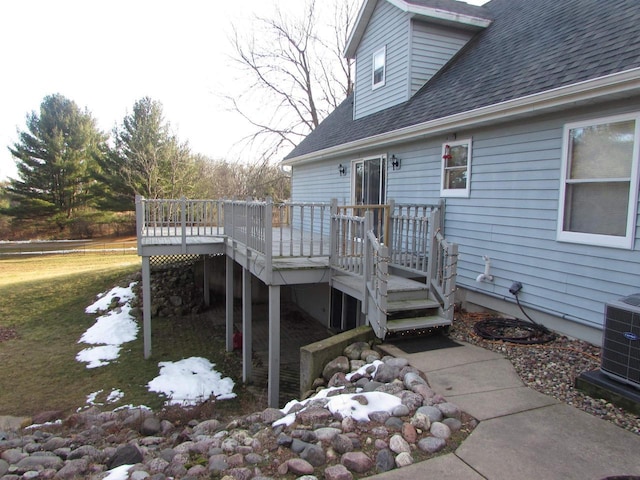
left=330, top=212, right=366, bottom=275
left=137, top=196, right=456, bottom=321
left=223, top=199, right=267, bottom=253
left=136, top=196, right=224, bottom=251
left=329, top=201, right=457, bottom=326
left=363, top=213, right=389, bottom=338
left=427, top=207, right=458, bottom=322
left=337, top=204, right=391, bottom=244
left=389, top=203, right=441, bottom=275
left=273, top=202, right=331, bottom=257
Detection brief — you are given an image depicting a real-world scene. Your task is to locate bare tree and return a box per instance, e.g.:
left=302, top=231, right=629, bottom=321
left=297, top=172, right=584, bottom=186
left=227, top=0, right=357, bottom=162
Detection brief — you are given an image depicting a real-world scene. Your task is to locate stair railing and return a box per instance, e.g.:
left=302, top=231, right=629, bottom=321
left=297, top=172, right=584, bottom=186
left=363, top=211, right=389, bottom=339
left=329, top=210, right=366, bottom=276
left=427, top=207, right=458, bottom=321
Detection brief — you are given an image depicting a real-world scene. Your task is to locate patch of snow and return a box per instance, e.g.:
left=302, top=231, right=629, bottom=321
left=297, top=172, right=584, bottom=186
left=103, top=464, right=133, bottom=480
left=113, top=404, right=151, bottom=412
left=346, top=359, right=383, bottom=381
left=77, top=282, right=138, bottom=369
left=326, top=391, right=401, bottom=421
left=85, top=389, right=125, bottom=406
left=106, top=389, right=124, bottom=403
left=147, top=357, right=236, bottom=406
left=274, top=360, right=400, bottom=427
left=79, top=305, right=138, bottom=345
left=24, top=419, right=63, bottom=430
left=86, top=390, right=103, bottom=405
left=85, top=282, right=137, bottom=314
left=76, top=345, right=121, bottom=369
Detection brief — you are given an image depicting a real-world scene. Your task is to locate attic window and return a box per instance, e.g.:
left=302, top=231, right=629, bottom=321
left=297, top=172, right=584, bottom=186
left=372, top=46, right=386, bottom=89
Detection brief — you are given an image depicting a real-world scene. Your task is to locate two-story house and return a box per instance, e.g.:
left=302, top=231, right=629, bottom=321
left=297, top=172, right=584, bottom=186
left=282, top=0, right=640, bottom=347
left=137, top=0, right=640, bottom=406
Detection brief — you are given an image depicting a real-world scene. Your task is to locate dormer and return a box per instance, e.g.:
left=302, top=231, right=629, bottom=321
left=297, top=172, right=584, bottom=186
left=346, top=0, right=492, bottom=120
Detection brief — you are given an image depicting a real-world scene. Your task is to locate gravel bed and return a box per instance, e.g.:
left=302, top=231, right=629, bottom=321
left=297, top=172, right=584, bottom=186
left=449, top=311, right=640, bottom=436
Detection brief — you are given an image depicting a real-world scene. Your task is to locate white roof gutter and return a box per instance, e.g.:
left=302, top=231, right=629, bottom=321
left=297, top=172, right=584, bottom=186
left=282, top=67, right=640, bottom=167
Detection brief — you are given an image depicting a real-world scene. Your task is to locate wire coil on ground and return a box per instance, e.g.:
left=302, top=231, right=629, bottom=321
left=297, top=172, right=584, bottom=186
left=473, top=316, right=556, bottom=345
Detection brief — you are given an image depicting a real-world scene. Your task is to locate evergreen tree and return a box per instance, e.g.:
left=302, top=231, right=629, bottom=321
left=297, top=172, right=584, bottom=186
left=6, top=94, right=105, bottom=225
left=100, top=97, right=200, bottom=204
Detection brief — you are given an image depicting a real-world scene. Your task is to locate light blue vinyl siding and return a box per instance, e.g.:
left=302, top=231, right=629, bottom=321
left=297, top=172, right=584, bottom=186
left=354, top=1, right=410, bottom=120
left=436, top=114, right=639, bottom=330
left=291, top=157, right=352, bottom=205
left=290, top=159, right=352, bottom=236
left=290, top=100, right=640, bottom=331
left=410, top=22, right=473, bottom=96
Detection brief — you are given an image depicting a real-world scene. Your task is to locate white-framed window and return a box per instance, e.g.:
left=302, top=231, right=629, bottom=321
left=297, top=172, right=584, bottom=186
left=441, top=138, right=472, bottom=197
left=557, top=113, right=640, bottom=249
left=372, top=46, right=386, bottom=89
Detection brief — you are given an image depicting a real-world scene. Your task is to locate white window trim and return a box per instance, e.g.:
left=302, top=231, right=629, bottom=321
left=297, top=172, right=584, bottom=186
left=557, top=112, right=640, bottom=249
left=440, top=138, right=472, bottom=198
left=372, top=46, right=386, bottom=90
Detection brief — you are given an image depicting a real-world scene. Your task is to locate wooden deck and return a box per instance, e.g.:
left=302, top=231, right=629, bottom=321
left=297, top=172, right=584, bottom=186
left=135, top=196, right=457, bottom=408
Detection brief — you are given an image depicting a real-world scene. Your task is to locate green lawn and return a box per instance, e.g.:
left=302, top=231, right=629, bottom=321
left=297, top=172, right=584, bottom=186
left=0, top=252, right=255, bottom=419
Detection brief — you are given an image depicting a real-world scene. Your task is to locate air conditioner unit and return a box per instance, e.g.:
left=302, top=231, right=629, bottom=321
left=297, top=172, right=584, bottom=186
left=601, top=294, right=640, bottom=389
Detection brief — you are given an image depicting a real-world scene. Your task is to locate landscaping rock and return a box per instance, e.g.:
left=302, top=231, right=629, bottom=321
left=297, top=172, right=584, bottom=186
left=341, top=451, right=373, bottom=473
left=323, top=356, right=350, bottom=381
left=375, top=448, right=395, bottom=472
left=325, top=463, right=353, bottom=480
left=287, top=458, right=315, bottom=475
left=107, top=444, right=143, bottom=469
left=0, top=341, right=470, bottom=479
left=417, top=436, right=447, bottom=454
left=141, top=416, right=162, bottom=436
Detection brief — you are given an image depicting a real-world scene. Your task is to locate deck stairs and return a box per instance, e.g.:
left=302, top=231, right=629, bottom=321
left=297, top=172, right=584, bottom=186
left=331, top=273, right=452, bottom=338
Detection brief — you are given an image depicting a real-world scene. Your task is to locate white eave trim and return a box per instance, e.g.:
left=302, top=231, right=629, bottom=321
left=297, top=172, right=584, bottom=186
left=387, top=0, right=492, bottom=29
left=345, top=0, right=377, bottom=59
left=283, top=67, right=640, bottom=167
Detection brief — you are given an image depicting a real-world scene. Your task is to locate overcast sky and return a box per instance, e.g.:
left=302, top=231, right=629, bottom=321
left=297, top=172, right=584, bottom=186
left=0, top=0, right=488, bottom=181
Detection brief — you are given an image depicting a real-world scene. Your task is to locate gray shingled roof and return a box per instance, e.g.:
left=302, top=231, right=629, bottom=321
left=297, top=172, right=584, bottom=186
left=285, top=0, right=640, bottom=160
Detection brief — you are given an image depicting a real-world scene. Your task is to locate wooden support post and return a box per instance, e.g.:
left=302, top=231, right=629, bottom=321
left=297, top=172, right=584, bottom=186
left=268, top=285, right=281, bottom=408
left=242, top=267, right=252, bottom=383
left=225, top=256, right=234, bottom=352
left=265, top=197, right=273, bottom=284
left=329, top=199, right=338, bottom=268
left=362, top=211, right=372, bottom=315
left=180, top=197, right=187, bottom=253
left=203, top=255, right=210, bottom=307
left=135, top=195, right=143, bottom=254
left=142, top=256, right=152, bottom=359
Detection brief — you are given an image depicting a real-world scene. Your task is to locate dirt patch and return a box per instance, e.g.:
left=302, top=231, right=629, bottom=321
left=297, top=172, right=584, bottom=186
left=0, top=326, right=18, bottom=342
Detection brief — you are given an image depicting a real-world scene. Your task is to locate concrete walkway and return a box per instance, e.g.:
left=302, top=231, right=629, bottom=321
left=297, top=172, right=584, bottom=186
left=371, top=341, right=640, bottom=480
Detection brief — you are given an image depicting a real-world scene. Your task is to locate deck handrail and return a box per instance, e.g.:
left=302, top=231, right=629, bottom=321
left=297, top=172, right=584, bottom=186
left=427, top=207, right=458, bottom=322
left=337, top=204, right=391, bottom=244
left=273, top=201, right=331, bottom=257
left=136, top=195, right=457, bottom=335
left=363, top=213, right=389, bottom=338
left=136, top=196, right=224, bottom=253
left=388, top=202, right=440, bottom=275
left=330, top=212, right=366, bottom=275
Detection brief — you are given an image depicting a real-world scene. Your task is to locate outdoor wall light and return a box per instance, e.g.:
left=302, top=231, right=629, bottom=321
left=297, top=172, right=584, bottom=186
left=391, top=154, right=401, bottom=170
left=339, top=164, right=346, bottom=176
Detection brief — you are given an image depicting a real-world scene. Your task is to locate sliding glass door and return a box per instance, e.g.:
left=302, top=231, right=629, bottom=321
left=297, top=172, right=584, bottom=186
left=353, top=156, right=386, bottom=205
